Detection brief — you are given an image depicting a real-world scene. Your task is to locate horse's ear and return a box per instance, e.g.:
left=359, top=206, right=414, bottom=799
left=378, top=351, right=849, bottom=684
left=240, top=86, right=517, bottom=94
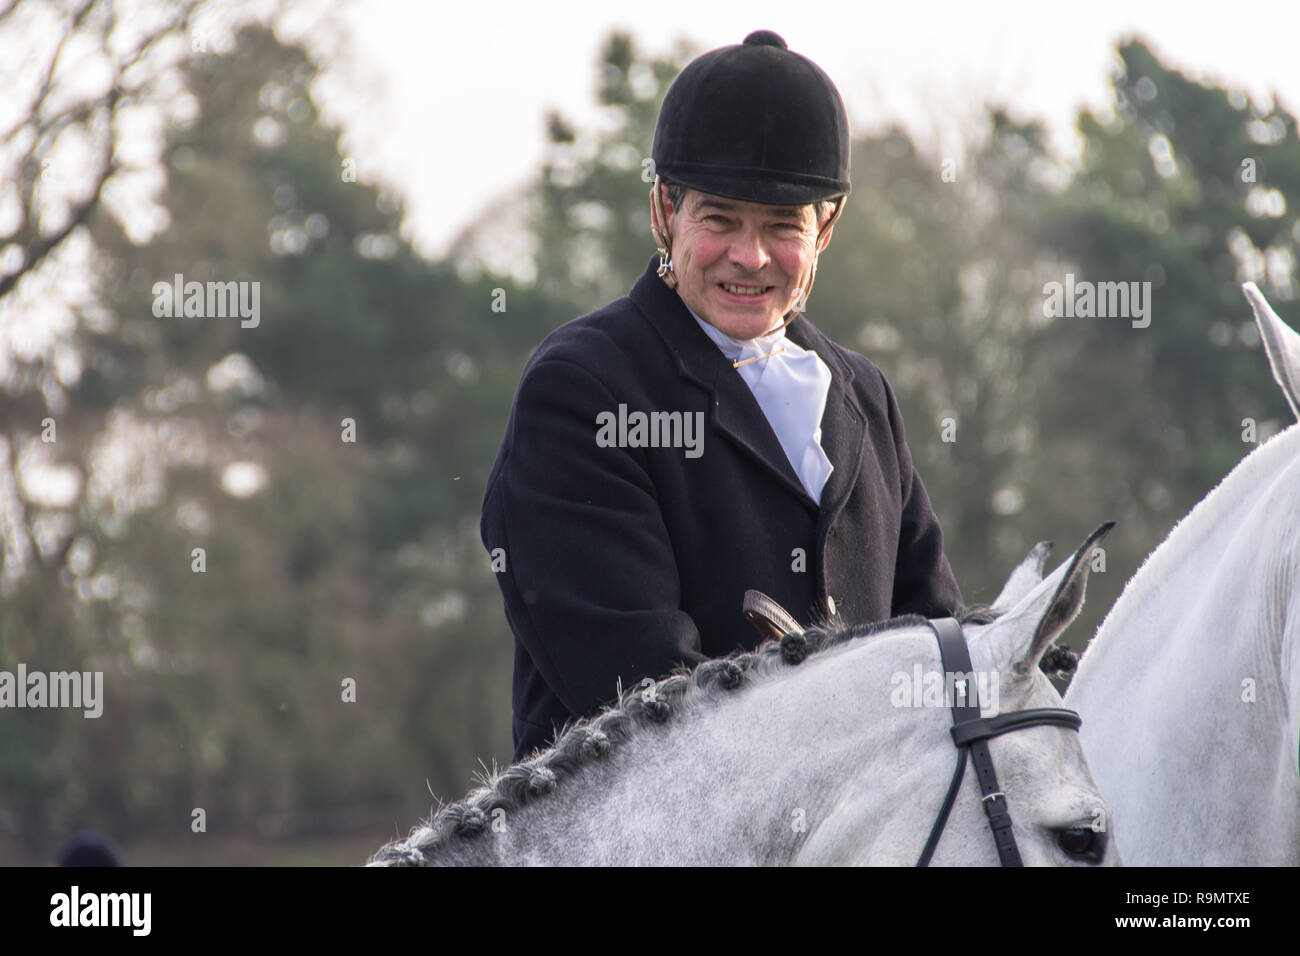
left=991, top=541, right=1053, bottom=612
left=984, top=522, right=1115, bottom=677
left=1243, top=282, right=1300, bottom=420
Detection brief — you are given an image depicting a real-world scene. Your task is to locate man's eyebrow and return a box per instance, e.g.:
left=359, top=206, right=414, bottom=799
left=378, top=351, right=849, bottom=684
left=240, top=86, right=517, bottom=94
left=692, top=197, right=736, bottom=214
left=692, top=197, right=805, bottom=219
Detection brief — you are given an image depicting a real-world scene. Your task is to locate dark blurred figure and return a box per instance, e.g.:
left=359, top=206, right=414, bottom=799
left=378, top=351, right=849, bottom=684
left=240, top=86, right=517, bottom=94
left=54, top=830, right=123, bottom=866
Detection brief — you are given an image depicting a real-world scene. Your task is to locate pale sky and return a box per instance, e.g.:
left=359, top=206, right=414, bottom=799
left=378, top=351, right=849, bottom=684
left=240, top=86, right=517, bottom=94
left=315, top=0, right=1300, bottom=262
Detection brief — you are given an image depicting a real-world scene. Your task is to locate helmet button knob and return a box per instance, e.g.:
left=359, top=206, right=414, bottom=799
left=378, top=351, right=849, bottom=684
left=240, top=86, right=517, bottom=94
left=743, top=30, right=787, bottom=49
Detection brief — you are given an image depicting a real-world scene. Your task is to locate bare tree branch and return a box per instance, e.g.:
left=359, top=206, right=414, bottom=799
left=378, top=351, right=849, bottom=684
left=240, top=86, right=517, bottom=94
left=0, top=165, right=117, bottom=299
left=0, top=0, right=207, bottom=302
left=0, top=0, right=96, bottom=144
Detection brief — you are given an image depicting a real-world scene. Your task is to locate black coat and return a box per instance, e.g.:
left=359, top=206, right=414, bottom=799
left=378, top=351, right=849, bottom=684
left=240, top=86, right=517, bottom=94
left=482, top=255, right=964, bottom=761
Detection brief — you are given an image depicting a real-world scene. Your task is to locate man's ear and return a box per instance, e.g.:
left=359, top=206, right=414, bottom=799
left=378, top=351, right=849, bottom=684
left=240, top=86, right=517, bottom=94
left=816, top=222, right=835, bottom=253
left=815, top=199, right=843, bottom=252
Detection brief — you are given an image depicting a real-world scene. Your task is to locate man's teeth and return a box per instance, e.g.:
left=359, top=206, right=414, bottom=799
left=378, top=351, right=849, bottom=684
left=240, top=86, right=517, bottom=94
left=722, top=283, right=767, bottom=296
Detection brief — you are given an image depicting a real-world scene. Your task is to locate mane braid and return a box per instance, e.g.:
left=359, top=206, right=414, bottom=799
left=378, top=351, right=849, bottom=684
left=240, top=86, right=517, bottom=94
left=367, top=612, right=932, bottom=866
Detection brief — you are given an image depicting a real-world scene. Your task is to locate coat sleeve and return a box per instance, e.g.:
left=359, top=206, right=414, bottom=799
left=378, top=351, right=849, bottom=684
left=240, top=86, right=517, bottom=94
left=878, top=370, right=966, bottom=618
left=486, top=356, right=706, bottom=720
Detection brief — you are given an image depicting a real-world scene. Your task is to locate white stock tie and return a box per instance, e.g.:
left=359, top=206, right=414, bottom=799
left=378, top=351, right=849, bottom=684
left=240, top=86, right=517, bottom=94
left=688, top=309, right=834, bottom=504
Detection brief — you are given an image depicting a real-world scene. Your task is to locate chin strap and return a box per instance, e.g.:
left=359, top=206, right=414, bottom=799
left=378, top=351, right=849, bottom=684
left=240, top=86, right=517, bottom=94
left=650, top=176, right=846, bottom=334
left=650, top=175, right=679, bottom=292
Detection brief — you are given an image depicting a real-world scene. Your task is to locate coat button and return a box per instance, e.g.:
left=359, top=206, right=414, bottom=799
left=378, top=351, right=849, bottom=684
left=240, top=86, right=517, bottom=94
left=826, top=595, right=837, bottom=615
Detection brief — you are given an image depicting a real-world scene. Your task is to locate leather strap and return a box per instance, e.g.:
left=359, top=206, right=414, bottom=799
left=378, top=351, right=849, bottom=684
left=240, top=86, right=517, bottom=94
left=950, top=708, right=1081, bottom=747
left=916, top=618, right=1083, bottom=867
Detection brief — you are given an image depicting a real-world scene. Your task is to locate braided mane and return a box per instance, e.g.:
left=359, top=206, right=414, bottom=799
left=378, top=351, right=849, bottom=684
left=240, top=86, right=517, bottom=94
left=369, top=606, right=1002, bottom=865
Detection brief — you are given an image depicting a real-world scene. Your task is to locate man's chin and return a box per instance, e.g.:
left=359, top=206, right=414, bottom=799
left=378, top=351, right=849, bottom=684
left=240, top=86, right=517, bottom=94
left=713, top=312, right=783, bottom=340
left=711, top=299, right=786, bottom=333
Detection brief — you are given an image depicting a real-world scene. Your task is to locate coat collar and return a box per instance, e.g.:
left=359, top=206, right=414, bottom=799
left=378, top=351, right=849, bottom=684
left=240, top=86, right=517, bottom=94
left=628, top=255, right=869, bottom=519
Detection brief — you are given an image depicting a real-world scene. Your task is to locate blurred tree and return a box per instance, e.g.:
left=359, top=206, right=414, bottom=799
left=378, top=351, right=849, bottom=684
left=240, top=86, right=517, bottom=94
left=0, top=0, right=229, bottom=855
left=0, top=13, right=524, bottom=855
left=517, top=31, right=699, bottom=310
left=1021, top=40, right=1299, bottom=647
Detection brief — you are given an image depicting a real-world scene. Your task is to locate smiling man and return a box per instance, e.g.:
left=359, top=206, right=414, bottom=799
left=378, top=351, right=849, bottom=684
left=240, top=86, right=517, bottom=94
left=483, top=30, right=964, bottom=762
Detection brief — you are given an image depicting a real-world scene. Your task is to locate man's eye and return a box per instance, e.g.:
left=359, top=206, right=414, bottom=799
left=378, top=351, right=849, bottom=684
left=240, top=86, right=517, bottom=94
left=705, top=215, right=728, bottom=224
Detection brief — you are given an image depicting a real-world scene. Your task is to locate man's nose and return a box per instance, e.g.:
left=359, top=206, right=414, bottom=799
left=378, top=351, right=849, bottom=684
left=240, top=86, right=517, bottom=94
left=727, top=227, right=772, bottom=274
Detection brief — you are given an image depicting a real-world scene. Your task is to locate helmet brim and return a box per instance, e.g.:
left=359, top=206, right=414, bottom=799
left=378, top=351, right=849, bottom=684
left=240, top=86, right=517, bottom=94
left=659, top=168, right=849, bottom=207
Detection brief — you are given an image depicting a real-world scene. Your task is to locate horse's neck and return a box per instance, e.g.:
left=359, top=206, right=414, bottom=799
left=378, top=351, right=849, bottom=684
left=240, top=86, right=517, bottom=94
left=443, top=631, right=954, bottom=865
left=1070, top=426, right=1300, bottom=854
left=1079, top=425, right=1299, bottom=681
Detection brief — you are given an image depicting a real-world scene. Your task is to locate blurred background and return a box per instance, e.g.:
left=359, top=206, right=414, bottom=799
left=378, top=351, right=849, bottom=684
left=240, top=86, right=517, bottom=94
left=1, top=0, right=1298, bottom=864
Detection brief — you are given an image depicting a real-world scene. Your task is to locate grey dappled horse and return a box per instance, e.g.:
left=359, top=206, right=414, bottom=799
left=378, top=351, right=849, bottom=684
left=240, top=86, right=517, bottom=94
left=371, top=528, right=1118, bottom=866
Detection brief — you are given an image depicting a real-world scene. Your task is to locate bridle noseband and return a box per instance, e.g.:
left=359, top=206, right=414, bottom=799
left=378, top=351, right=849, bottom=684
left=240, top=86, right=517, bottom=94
left=916, top=617, right=1082, bottom=867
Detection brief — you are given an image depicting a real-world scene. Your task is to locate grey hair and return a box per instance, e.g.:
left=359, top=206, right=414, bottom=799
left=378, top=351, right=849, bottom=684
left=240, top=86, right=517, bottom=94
left=368, top=609, right=994, bottom=866
left=659, top=178, right=838, bottom=230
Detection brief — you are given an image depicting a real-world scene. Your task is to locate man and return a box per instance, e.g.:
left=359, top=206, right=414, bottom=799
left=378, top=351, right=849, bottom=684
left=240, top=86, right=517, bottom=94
left=483, top=30, right=964, bottom=763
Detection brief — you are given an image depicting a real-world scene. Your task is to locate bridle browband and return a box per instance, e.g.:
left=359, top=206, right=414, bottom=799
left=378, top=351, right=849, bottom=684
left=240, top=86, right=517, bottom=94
left=916, top=617, right=1082, bottom=867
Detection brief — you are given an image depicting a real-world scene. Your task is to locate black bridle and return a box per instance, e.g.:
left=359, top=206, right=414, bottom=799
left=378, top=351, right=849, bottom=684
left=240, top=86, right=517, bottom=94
left=916, top=617, right=1082, bottom=867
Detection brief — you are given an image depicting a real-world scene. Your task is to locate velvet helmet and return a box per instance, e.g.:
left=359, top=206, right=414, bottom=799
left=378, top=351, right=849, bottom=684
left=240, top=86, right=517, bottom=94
left=649, top=30, right=851, bottom=324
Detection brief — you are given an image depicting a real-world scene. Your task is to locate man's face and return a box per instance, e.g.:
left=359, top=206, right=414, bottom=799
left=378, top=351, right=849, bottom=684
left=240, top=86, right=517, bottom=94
left=656, top=186, right=834, bottom=340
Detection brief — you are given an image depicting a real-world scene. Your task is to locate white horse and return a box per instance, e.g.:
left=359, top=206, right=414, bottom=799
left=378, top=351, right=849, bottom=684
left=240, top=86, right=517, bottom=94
left=1063, top=282, right=1300, bottom=865
left=371, top=527, right=1119, bottom=866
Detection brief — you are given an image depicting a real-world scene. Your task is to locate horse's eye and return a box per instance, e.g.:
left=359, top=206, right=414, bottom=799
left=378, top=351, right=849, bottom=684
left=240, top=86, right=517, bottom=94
left=1057, top=825, right=1106, bottom=863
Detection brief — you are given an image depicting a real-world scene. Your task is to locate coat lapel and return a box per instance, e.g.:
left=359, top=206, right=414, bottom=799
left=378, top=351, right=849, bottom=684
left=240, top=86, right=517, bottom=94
left=707, top=361, right=813, bottom=505
left=628, top=256, right=869, bottom=517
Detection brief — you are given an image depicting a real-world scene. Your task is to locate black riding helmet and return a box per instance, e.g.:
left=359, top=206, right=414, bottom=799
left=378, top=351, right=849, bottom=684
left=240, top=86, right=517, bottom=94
left=651, top=29, right=852, bottom=205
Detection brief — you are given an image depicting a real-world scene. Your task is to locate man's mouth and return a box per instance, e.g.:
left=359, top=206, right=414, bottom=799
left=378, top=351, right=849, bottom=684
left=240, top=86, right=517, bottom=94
left=717, top=282, right=774, bottom=299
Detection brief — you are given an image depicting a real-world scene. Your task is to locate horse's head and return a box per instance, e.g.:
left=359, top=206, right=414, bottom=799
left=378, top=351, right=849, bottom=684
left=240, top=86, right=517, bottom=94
left=940, top=522, right=1120, bottom=865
